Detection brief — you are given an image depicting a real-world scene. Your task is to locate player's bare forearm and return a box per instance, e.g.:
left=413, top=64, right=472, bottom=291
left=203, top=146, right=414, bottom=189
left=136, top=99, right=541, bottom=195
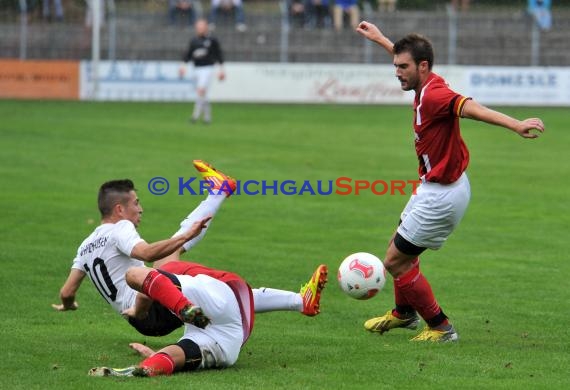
left=462, top=100, right=545, bottom=139
left=462, top=100, right=519, bottom=128
left=356, top=21, right=394, bottom=55
left=131, top=216, right=211, bottom=262
left=52, top=268, right=85, bottom=311
left=132, top=236, right=189, bottom=263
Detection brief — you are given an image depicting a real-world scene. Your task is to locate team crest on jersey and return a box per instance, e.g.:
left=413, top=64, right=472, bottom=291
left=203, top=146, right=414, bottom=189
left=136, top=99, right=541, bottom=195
left=194, top=48, right=208, bottom=58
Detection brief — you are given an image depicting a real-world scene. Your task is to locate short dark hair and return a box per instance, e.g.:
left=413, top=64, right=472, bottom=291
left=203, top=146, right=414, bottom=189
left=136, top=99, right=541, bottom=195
left=97, top=179, right=136, bottom=218
left=393, top=33, right=434, bottom=70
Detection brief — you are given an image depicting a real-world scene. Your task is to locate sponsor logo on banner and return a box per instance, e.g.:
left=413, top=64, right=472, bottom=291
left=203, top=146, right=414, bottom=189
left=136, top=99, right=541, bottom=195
left=465, top=67, right=569, bottom=106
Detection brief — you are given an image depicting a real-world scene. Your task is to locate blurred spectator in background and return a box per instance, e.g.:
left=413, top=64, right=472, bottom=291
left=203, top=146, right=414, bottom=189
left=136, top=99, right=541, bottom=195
left=169, top=0, right=203, bottom=27
left=305, top=0, right=331, bottom=29
left=528, top=0, right=552, bottom=30
left=359, top=0, right=377, bottom=16
left=378, top=0, right=396, bottom=13
left=209, top=0, right=246, bottom=32
left=450, top=0, right=470, bottom=12
left=333, top=0, right=359, bottom=31
left=43, top=0, right=64, bottom=22
left=288, top=0, right=306, bottom=28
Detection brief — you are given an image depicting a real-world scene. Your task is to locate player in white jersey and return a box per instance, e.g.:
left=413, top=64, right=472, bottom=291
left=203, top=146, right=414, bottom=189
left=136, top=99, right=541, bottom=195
left=53, top=160, right=328, bottom=336
left=53, top=174, right=214, bottom=328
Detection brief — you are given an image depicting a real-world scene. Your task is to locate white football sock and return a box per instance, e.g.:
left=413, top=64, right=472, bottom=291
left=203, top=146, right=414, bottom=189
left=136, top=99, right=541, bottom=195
left=203, top=100, right=211, bottom=122
left=172, top=194, right=226, bottom=251
left=252, top=287, right=303, bottom=313
left=192, top=97, right=205, bottom=120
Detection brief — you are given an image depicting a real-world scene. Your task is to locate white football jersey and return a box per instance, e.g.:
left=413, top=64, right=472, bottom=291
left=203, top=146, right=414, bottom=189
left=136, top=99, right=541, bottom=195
left=72, top=220, right=146, bottom=314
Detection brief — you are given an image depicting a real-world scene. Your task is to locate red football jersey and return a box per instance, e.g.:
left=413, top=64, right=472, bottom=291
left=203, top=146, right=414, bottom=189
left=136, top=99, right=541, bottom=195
left=413, top=73, right=470, bottom=184
left=160, top=261, right=254, bottom=345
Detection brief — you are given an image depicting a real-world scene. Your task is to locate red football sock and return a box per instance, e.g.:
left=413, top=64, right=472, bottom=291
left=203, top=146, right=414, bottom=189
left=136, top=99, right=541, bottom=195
left=394, top=262, right=447, bottom=327
left=142, top=270, right=191, bottom=315
left=394, top=279, right=410, bottom=308
left=392, top=258, right=419, bottom=318
left=140, top=352, right=176, bottom=377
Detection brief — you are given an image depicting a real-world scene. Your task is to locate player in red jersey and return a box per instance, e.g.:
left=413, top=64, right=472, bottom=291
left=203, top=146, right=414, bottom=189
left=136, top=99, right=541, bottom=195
left=356, top=21, right=544, bottom=341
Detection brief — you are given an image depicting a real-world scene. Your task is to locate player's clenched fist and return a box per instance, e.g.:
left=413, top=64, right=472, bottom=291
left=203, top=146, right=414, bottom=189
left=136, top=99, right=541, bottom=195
left=178, top=65, right=186, bottom=79
left=356, top=21, right=385, bottom=42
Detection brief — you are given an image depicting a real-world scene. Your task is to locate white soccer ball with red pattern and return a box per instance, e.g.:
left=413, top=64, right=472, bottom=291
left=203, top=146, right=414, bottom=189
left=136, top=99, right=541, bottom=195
left=337, top=252, right=386, bottom=300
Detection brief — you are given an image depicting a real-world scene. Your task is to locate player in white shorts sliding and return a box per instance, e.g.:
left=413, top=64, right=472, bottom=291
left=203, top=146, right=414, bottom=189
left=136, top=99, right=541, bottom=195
left=356, top=21, right=545, bottom=342
left=53, top=160, right=328, bottom=337
left=90, top=262, right=255, bottom=377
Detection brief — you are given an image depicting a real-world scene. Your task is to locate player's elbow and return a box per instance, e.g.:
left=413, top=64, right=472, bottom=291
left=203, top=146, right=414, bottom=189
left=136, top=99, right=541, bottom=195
left=135, top=251, right=152, bottom=263
left=131, top=243, right=153, bottom=263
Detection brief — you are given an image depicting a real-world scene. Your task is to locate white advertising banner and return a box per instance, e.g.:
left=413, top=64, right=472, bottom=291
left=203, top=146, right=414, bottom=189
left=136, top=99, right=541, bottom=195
left=210, top=63, right=412, bottom=104
left=80, top=61, right=570, bottom=106
left=462, top=67, right=570, bottom=106
left=80, top=61, right=198, bottom=101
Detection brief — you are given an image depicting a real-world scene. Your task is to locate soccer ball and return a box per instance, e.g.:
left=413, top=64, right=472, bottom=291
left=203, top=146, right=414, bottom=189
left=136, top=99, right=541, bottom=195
left=337, top=252, right=386, bottom=300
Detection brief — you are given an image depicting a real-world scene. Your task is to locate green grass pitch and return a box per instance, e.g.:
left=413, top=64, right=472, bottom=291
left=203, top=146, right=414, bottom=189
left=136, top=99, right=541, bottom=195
left=0, top=100, right=568, bottom=389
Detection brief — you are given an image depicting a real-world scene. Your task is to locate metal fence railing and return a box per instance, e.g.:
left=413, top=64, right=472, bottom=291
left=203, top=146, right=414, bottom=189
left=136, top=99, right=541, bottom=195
left=1, top=0, right=568, bottom=66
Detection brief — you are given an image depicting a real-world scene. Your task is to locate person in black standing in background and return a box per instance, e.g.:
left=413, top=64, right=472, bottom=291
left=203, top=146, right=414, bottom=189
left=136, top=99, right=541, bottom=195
left=179, top=19, right=225, bottom=124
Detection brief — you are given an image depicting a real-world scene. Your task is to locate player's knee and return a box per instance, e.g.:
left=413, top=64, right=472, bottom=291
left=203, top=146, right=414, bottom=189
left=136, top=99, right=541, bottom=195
left=125, top=267, right=151, bottom=289
left=384, top=233, right=426, bottom=277
left=382, top=257, right=400, bottom=276
left=384, top=257, right=414, bottom=278
left=176, top=339, right=202, bottom=372
left=125, top=267, right=137, bottom=287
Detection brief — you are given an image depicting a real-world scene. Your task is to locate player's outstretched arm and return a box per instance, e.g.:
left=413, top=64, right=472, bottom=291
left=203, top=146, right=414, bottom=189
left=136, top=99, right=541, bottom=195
left=51, top=268, right=85, bottom=311
left=461, top=99, right=545, bottom=139
left=130, top=216, right=211, bottom=262
left=356, top=21, right=394, bottom=55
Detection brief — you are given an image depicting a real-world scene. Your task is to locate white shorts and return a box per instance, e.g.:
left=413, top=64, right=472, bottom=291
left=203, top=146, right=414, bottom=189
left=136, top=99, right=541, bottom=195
left=194, top=66, right=214, bottom=91
left=397, top=172, right=471, bottom=250
left=177, top=274, right=243, bottom=368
